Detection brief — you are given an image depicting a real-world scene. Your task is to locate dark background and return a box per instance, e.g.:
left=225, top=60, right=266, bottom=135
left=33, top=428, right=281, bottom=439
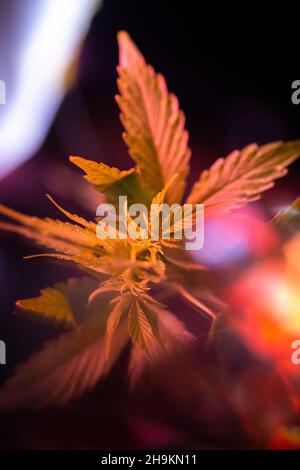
left=0, top=1, right=299, bottom=448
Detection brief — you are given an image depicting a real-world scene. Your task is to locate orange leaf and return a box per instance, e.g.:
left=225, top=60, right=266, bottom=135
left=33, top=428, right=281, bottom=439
left=116, top=31, right=191, bottom=204
left=187, top=140, right=300, bottom=216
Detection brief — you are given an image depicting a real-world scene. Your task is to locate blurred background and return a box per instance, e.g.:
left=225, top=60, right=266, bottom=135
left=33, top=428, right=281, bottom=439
left=0, top=1, right=300, bottom=449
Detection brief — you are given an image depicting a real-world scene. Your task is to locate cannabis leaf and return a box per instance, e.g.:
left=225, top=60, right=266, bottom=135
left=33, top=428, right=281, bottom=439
left=0, top=278, right=128, bottom=410
left=128, top=296, right=159, bottom=353
left=69, top=157, right=134, bottom=190
left=105, top=294, right=131, bottom=356
left=187, top=141, right=300, bottom=216
left=70, top=157, right=152, bottom=206
left=0, top=319, right=127, bottom=410
left=128, top=309, right=195, bottom=386
left=16, top=285, right=75, bottom=327
left=1, top=31, right=300, bottom=409
left=0, top=202, right=99, bottom=254
left=116, top=31, right=191, bottom=205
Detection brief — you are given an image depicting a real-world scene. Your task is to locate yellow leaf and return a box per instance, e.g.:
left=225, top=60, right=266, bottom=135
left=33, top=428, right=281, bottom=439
left=0, top=203, right=99, bottom=248
left=187, top=140, right=300, bottom=216
left=46, top=194, right=96, bottom=231
left=70, top=156, right=135, bottom=190
left=116, top=31, right=191, bottom=204
left=70, top=156, right=153, bottom=206
left=0, top=222, right=99, bottom=265
left=16, top=286, right=75, bottom=327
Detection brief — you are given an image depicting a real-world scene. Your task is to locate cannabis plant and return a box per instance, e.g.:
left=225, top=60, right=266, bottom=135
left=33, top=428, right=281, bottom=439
left=0, top=32, right=299, bottom=409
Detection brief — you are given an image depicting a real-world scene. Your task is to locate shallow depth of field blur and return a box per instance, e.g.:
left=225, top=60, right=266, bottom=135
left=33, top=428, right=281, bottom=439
left=0, top=1, right=300, bottom=450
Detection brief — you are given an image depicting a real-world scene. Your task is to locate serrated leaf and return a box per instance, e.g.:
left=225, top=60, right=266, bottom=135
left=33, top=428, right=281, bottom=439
left=116, top=31, right=191, bottom=204
left=187, top=141, right=300, bottom=216
left=70, top=156, right=134, bottom=190
left=0, top=283, right=127, bottom=410
left=128, top=296, right=158, bottom=352
left=16, top=286, right=75, bottom=327
left=128, top=309, right=195, bottom=386
left=70, top=156, right=152, bottom=207
left=0, top=315, right=128, bottom=410
left=46, top=194, right=96, bottom=231
left=0, top=221, right=97, bottom=270
left=15, top=277, right=101, bottom=327
left=2, top=30, right=300, bottom=406
left=0, top=203, right=110, bottom=279
left=0, top=203, right=99, bottom=249
left=106, top=294, right=131, bottom=356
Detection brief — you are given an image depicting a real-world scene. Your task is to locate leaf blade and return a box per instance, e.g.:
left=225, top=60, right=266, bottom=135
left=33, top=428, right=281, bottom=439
left=116, top=31, right=191, bottom=204
left=70, top=156, right=134, bottom=191
left=0, top=313, right=128, bottom=410
left=128, top=296, right=157, bottom=352
left=187, top=140, right=300, bottom=216
left=128, top=309, right=195, bottom=386
left=16, top=286, right=75, bottom=327
left=106, top=295, right=131, bottom=357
